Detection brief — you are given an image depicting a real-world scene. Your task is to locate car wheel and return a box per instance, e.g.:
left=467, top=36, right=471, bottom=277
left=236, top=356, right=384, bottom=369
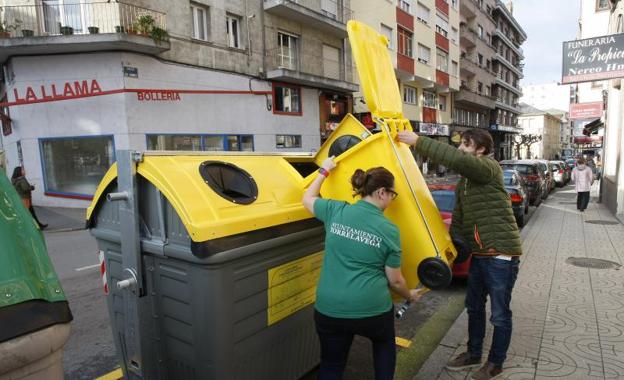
left=516, top=212, right=525, bottom=228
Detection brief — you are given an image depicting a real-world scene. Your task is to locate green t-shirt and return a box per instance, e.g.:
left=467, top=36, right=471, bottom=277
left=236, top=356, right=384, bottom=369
left=313, top=198, right=402, bottom=318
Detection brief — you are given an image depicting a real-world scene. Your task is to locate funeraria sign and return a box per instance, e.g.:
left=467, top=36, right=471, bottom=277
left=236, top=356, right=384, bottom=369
left=562, top=33, right=624, bottom=84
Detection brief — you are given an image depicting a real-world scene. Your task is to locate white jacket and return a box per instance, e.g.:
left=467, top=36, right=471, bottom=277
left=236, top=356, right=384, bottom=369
left=572, top=165, right=594, bottom=192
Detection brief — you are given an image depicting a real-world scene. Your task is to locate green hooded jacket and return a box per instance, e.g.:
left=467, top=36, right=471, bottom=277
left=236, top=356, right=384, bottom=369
left=414, top=136, right=523, bottom=256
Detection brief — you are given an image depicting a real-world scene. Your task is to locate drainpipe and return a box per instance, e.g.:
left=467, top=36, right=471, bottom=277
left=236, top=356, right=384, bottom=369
left=259, top=0, right=267, bottom=78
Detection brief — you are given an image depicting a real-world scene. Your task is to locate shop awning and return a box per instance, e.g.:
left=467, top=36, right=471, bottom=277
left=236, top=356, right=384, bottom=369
left=582, top=118, right=603, bottom=136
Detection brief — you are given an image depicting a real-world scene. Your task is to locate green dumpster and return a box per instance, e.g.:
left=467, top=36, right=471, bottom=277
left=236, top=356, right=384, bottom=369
left=0, top=172, right=72, bottom=379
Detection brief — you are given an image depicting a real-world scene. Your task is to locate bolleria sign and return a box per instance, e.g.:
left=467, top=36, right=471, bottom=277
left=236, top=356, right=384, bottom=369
left=562, top=33, right=624, bottom=84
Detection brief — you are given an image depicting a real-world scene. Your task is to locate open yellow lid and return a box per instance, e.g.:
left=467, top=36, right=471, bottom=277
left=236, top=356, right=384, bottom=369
left=347, top=20, right=403, bottom=120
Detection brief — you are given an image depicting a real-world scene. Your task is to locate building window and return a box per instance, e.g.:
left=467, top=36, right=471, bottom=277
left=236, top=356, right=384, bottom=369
left=477, top=24, right=483, bottom=38
left=403, top=86, right=417, bottom=104
left=477, top=53, right=483, bottom=66
left=398, top=0, right=411, bottom=13
left=398, top=27, right=413, bottom=57
left=485, top=85, right=490, bottom=96
left=40, top=136, right=115, bottom=197
left=452, top=60, right=458, bottom=76
left=477, top=81, right=483, bottom=93
left=417, top=2, right=430, bottom=24
left=618, top=14, right=623, bottom=33
left=418, top=43, right=431, bottom=64
left=226, top=14, right=241, bottom=48
left=381, top=24, right=393, bottom=49
left=439, top=95, right=447, bottom=111
left=147, top=134, right=254, bottom=151
left=191, top=4, right=209, bottom=41
left=451, top=0, right=458, bottom=8
left=273, top=83, right=302, bottom=115
left=147, top=135, right=202, bottom=150
left=276, top=135, right=302, bottom=148
left=436, top=48, right=448, bottom=72
left=278, top=32, right=299, bottom=70
left=423, top=91, right=437, bottom=108
left=596, top=0, right=609, bottom=10
left=435, top=14, right=449, bottom=37
left=451, top=27, right=458, bottom=43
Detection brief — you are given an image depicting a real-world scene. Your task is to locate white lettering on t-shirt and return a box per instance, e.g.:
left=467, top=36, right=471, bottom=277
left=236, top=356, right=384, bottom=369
left=329, top=222, right=382, bottom=248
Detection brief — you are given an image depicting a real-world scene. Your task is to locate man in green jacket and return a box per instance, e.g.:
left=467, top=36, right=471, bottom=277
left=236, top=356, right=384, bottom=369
left=398, top=129, right=522, bottom=380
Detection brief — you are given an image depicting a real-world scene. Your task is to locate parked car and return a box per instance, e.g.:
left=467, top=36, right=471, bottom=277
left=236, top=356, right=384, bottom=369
left=503, top=169, right=530, bottom=227
left=427, top=182, right=471, bottom=278
left=499, top=160, right=544, bottom=207
left=534, top=159, right=555, bottom=195
left=549, top=161, right=565, bottom=187
left=552, top=160, right=572, bottom=184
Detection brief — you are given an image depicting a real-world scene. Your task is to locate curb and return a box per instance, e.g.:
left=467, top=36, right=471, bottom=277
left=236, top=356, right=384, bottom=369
left=395, top=292, right=465, bottom=380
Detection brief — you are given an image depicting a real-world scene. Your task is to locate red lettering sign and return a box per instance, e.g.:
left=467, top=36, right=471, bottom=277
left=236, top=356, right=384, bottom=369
left=136, top=90, right=181, bottom=102
left=13, top=79, right=103, bottom=103
left=569, top=102, right=603, bottom=120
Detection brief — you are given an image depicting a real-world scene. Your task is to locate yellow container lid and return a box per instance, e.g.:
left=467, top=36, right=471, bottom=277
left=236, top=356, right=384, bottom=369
left=347, top=20, right=404, bottom=120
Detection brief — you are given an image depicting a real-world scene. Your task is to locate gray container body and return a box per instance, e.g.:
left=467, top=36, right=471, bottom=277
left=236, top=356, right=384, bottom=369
left=90, top=179, right=324, bottom=379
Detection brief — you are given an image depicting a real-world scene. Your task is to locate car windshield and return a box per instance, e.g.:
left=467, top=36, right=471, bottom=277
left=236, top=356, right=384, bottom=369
left=430, top=190, right=455, bottom=212
left=503, top=173, right=515, bottom=185
left=501, top=164, right=536, bottom=175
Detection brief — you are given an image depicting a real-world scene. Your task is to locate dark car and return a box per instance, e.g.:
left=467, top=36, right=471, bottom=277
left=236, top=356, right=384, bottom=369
left=503, top=169, right=530, bottom=227
left=499, top=160, right=544, bottom=207
left=534, top=159, right=555, bottom=196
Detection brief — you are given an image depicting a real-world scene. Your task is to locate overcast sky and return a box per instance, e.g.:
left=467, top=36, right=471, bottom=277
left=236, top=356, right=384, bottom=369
left=513, top=0, right=580, bottom=85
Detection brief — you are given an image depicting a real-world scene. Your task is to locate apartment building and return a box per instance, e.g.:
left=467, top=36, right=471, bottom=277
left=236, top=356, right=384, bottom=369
left=351, top=0, right=460, bottom=148
left=0, top=0, right=357, bottom=207
left=490, top=0, right=525, bottom=159
left=517, top=106, right=562, bottom=160
left=455, top=0, right=496, bottom=138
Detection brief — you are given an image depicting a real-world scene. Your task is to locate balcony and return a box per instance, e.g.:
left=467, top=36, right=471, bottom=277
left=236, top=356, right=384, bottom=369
left=494, top=52, right=523, bottom=78
left=263, top=0, right=352, bottom=38
left=495, top=99, right=521, bottom=114
left=455, top=85, right=496, bottom=109
left=494, top=77, right=522, bottom=95
left=493, top=29, right=523, bottom=57
left=265, top=48, right=358, bottom=93
left=0, top=2, right=169, bottom=63
left=459, top=24, right=476, bottom=48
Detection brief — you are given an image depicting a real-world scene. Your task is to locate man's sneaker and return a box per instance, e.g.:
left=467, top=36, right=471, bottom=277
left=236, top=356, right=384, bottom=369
left=446, top=351, right=482, bottom=371
left=470, top=362, right=503, bottom=380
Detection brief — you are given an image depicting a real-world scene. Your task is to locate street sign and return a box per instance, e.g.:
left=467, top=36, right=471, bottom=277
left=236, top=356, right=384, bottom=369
left=569, top=102, right=603, bottom=119
left=562, top=33, right=624, bottom=84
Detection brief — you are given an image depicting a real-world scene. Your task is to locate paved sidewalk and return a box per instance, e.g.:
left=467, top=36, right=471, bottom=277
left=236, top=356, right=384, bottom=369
left=415, top=182, right=624, bottom=379
left=35, top=206, right=86, bottom=232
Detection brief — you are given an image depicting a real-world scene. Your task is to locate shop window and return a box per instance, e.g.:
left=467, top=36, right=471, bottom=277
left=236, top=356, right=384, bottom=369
left=191, top=3, right=209, bottom=41
left=276, top=135, right=302, bottom=148
left=273, top=83, right=302, bottom=115
left=147, top=135, right=202, bottom=150
left=40, top=136, right=115, bottom=197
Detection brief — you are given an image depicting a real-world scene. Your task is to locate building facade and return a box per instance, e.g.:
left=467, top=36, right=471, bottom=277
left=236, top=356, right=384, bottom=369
left=455, top=0, right=497, bottom=142
left=0, top=0, right=357, bottom=207
left=517, top=109, right=562, bottom=160
left=602, top=0, right=624, bottom=220
left=351, top=0, right=460, bottom=152
left=489, top=0, right=525, bottom=160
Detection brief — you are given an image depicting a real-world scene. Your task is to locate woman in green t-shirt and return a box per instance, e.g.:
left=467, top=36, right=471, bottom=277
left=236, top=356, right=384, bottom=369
left=303, top=157, right=421, bottom=380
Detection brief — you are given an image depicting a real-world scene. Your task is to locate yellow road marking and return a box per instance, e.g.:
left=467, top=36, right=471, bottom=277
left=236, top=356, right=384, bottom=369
left=395, top=336, right=412, bottom=348
left=94, top=368, right=123, bottom=380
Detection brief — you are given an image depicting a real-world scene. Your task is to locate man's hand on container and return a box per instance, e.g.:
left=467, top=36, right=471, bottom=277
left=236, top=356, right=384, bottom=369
left=397, top=131, right=419, bottom=146
left=408, top=287, right=426, bottom=303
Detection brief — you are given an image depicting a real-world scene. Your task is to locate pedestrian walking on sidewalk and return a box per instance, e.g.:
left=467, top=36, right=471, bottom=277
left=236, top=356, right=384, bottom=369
left=302, top=157, right=422, bottom=380
left=398, top=129, right=522, bottom=380
left=11, top=166, right=47, bottom=230
left=572, top=157, right=594, bottom=212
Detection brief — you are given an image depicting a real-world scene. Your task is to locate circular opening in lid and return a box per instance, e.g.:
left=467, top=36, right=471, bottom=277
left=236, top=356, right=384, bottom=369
left=328, top=135, right=363, bottom=157
left=199, top=161, right=258, bottom=204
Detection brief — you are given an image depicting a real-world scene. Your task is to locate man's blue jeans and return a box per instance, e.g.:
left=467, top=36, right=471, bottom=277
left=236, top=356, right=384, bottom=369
left=466, top=256, right=519, bottom=365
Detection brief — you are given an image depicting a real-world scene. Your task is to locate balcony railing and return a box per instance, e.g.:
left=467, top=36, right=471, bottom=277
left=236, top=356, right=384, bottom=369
left=0, top=2, right=166, bottom=38
left=264, top=0, right=353, bottom=24
left=266, top=47, right=346, bottom=82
